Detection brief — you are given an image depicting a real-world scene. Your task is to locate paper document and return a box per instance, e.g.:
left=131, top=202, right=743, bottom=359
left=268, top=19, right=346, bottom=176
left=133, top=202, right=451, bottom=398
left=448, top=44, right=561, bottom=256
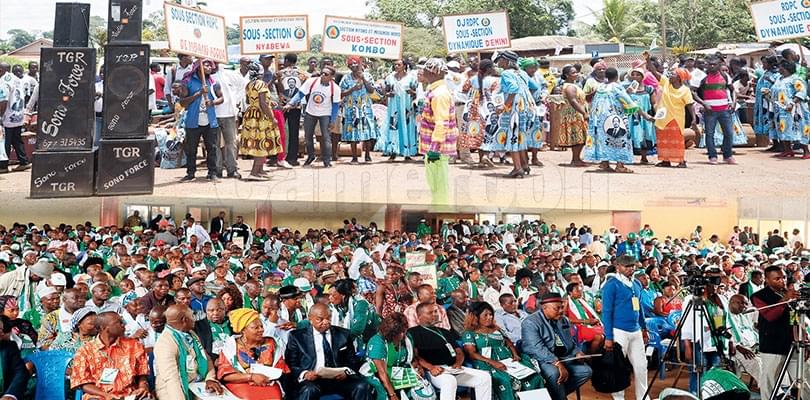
left=517, top=388, right=552, bottom=400
left=502, top=359, right=536, bottom=380
left=654, top=107, right=667, bottom=120
left=250, top=364, right=283, bottom=380
left=558, top=354, right=602, bottom=363
left=189, top=382, right=241, bottom=400
left=316, top=367, right=351, bottom=378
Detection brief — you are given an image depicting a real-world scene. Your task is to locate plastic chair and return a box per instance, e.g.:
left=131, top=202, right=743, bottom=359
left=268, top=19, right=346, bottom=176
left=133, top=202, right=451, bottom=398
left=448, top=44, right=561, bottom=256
left=25, top=350, right=74, bottom=400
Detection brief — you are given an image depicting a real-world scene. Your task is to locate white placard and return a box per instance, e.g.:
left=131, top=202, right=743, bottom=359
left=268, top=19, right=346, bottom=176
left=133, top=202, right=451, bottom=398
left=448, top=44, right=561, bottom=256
left=442, top=11, right=511, bottom=53
left=240, top=15, right=310, bottom=54
left=750, top=0, right=810, bottom=42
left=164, top=2, right=228, bottom=63
left=322, top=16, right=403, bottom=60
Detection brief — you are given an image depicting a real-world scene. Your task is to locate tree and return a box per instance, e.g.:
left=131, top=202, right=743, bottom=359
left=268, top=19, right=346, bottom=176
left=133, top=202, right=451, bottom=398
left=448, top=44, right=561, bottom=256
left=367, top=0, right=575, bottom=38
left=143, top=10, right=168, bottom=41
left=403, top=26, right=447, bottom=58
left=226, top=24, right=240, bottom=45
left=590, top=0, right=656, bottom=44
left=6, top=29, right=35, bottom=49
left=310, top=34, right=323, bottom=53
left=634, top=0, right=754, bottom=50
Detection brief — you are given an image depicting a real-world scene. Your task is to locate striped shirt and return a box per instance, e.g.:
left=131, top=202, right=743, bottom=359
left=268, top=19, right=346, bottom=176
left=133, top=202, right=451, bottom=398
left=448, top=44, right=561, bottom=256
left=700, top=72, right=732, bottom=112
left=419, top=80, right=459, bottom=155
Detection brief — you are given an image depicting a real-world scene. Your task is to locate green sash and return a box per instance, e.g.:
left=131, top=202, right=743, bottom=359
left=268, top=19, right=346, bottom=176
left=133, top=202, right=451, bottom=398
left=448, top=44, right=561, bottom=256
left=167, top=326, right=208, bottom=400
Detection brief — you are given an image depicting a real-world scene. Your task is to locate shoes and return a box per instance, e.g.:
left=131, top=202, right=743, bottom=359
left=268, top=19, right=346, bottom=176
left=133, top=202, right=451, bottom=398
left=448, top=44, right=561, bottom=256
left=303, top=157, right=315, bottom=166
left=350, top=158, right=359, bottom=165
left=278, top=160, right=294, bottom=169
left=227, top=172, right=242, bottom=179
left=13, top=164, right=31, bottom=171
left=245, top=174, right=268, bottom=181
left=324, top=163, right=332, bottom=168
left=364, top=154, right=372, bottom=163
left=708, top=158, right=718, bottom=165
left=724, top=157, right=738, bottom=165
left=207, top=175, right=219, bottom=182
left=287, top=160, right=300, bottom=167
left=180, top=175, right=195, bottom=182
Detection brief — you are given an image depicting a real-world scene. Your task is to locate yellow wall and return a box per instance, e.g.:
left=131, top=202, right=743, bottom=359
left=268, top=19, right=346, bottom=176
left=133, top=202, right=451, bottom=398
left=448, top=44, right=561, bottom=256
left=0, top=195, right=99, bottom=226
left=640, top=203, right=739, bottom=240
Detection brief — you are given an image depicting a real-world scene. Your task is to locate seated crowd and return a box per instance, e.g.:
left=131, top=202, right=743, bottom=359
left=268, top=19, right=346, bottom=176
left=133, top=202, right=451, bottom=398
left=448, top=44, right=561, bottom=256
left=0, top=218, right=796, bottom=399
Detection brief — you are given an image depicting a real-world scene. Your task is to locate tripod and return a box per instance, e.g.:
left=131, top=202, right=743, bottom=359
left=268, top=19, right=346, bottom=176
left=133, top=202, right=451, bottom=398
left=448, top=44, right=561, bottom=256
left=769, top=313, right=810, bottom=400
left=643, top=289, right=730, bottom=400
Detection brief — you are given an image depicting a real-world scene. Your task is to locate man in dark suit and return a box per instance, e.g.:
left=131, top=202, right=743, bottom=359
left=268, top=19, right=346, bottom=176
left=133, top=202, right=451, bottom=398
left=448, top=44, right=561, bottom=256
left=210, top=211, right=226, bottom=236
left=284, top=303, right=374, bottom=400
left=0, top=316, right=28, bottom=399
left=193, top=298, right=232, bottom=361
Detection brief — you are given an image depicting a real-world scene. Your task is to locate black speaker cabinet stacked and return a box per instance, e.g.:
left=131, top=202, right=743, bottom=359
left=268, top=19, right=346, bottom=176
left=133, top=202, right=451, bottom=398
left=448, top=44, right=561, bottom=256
left=31, top=3, right=96, bottom=198
left=97, top=5, right=153, bottom=196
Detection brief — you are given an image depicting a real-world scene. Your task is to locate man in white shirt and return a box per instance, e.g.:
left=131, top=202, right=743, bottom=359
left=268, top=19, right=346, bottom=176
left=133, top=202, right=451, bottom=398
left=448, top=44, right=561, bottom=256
left=727, top=294, right=761, bottom=384
left=482, top=274, right=512, bottom=310
left=0, top=63, right=28, bottom=170
left=212, top=67, right=245, bottom=179
left=285, top=65, right=341, bottom=168
left=164, top=54, right=194, bottom=110
left=94, top=67, right=104, bottom=146
left=148, top=68, right=157, bottom=112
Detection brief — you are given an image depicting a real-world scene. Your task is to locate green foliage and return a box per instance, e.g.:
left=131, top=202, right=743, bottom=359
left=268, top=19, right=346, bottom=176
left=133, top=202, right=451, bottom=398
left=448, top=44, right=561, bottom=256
left=0, top=55, right=25, bottom=65
left=6, top=29, right=35, bottom=49
left=367, top=0, right=575, bottom=39
left=632, top=0, right=755, bottom=49
left=143, top=10, right=168, bottom=42
left=403, top=27, right=447, bottom=59
left=227, top=24, right=240, bottom=45
left=589, top=0, right=657, bottom=45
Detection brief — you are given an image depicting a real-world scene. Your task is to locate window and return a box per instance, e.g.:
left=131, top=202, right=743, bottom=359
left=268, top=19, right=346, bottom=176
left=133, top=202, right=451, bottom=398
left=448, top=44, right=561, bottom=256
left=477, top=213, right=497, bottom=225
left=123, top=205, right=172, bottom=227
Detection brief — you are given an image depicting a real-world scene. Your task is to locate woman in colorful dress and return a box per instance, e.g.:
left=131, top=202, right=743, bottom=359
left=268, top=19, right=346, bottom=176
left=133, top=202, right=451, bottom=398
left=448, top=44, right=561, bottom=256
left=493, top=51, right=537, bottom=178
left=216, top=308, right=290, bottom=400
left=584, top=67, right=654, bottom=173
left=239, top=62, right=283, bottom=180
left=519, top=57, right=549, bottom=167
left=625, top=66, right=657, bottom=164
left=646, top=58, right=698, bottom=168
left=771, top=60, right=810, bottom=158
left=375, top=265, right=407, bottom=318
left=754, top=55, right=780, bottom=144
left=50, top=307, right=98, bottom=353
left=377, top=59, right=418, bottom=161
left=340, top=56, right=380, bottom=164
left=461, top=302, right=543, bottom=400
left=469, top=59, right=502, bottom=168
left=559, top=65, right=589, bottom=167
left=564, top=283, right=604, bottom=354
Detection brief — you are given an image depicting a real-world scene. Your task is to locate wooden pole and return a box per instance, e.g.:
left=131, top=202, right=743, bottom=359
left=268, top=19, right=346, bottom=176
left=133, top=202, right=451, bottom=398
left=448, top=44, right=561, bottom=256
left=198, top=58, right=207, bottom=93
left=660, top=0, right=667, bottom=61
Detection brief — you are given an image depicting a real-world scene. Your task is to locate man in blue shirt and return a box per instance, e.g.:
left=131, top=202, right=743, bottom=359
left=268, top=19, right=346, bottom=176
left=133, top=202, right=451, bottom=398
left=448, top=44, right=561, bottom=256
left=602, top=255, right=649, bottom=400
left=616, top=232, right=642, bottom=260
left=179, top=59, right=222, bottom=182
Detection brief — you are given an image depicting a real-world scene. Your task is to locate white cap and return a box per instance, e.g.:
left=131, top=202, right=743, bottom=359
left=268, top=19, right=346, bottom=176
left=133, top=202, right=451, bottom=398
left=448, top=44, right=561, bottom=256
left=49, top=272, right=67, bottom=286
left=191, top=266, right=208, bottom=274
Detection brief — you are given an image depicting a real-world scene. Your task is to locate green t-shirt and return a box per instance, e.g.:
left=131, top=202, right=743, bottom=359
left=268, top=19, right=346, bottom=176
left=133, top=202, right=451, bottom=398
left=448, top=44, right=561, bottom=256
left=461, top=330, right=512, bottom=366
left=366, top=333, right=412, bottom=373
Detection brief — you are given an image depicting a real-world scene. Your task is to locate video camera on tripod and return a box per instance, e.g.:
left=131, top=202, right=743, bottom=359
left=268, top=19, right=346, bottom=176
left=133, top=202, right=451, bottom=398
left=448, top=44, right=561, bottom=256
left=682, top=264, right=722, bottom=295
left=789, top=286, right=810, bottom=313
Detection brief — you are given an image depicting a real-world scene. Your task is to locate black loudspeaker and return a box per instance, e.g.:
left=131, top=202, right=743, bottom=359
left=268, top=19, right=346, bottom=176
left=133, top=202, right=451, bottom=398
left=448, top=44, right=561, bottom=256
left=36, top=48, right=96, bottom=151
left=102, top=44, right=149, bottom=138
left=95, top=138, right=155, bottom=195
left=30, top=150, right=96, bottom=198
left=108, top=0, right=143, bottom=44
left=53, top=3, right=91, bottom=48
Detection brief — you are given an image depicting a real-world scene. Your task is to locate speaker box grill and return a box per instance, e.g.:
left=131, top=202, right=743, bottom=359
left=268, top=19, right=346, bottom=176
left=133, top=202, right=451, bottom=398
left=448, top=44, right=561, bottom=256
left=30, top=150, right=96, bottom=198
left=53, top=3, right=90, bottom=48
left=101, top=44, right=150, bottom=138
left=108, top=0, right=143, bottom=44
left=36, top=48, right=96, bottom=151
left=95, top=137, right=155, bottom=195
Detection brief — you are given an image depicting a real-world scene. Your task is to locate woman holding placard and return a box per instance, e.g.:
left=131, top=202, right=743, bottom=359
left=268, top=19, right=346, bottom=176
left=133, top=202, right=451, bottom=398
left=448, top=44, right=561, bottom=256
left=340, top=56, right=381, bottom=164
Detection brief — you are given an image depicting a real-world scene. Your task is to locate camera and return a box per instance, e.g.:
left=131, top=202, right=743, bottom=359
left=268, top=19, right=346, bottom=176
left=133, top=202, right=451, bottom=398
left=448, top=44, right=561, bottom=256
left=790, top=286, right=810, bottom=313
left=682, top=264, right=722, bottom=292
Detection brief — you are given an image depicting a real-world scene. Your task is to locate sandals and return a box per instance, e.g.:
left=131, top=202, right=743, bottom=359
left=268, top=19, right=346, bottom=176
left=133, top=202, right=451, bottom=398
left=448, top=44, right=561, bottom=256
left=656, top=161, right=671, bottom=168
left=614, top=165, right=634, bottom=173
left=507, top=169, right=524, bottom=179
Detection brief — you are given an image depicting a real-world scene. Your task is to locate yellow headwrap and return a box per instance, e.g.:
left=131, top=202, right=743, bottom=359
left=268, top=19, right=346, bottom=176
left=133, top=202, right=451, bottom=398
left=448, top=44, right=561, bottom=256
left=228, top=308, right=259, bottom=334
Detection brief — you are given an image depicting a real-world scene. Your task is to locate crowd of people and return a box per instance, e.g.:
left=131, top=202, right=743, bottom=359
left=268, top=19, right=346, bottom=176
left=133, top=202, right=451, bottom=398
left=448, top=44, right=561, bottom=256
left=0, top=213, right=803, bottom=399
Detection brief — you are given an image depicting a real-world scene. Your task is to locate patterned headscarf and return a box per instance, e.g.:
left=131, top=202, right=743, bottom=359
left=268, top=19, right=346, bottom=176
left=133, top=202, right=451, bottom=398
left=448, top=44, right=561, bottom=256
left=518, top=57, right=539, bottom=70
left=423, top=58, right=447, bottom=75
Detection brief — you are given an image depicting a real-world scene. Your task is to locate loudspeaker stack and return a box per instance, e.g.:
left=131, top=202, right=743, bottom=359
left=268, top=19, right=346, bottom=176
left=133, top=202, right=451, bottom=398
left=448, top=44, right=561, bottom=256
left=97, top=0, right=154, bottom=195
left=31, top=2, right=96, bottom=198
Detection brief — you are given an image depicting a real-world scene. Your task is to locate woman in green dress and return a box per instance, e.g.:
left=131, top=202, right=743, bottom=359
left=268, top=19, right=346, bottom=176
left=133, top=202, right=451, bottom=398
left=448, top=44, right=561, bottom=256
left=462, top=302, right=543, bottom=399
left=362, top=312, right=434, bottom=400
left=328, top=279, right=380, bottom=352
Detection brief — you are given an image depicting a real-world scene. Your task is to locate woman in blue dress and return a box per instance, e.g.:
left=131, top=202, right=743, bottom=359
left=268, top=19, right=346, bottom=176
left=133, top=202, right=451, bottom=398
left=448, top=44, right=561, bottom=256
left=771, top=59, right=810, bottom=158
left=340, top=55, right=380, bottom=164
left=462, top=59, right=501, bottom=167
left=376, top=59, right=418, bottom=160
left=494, top=51, right=539, bottom=178
left=625, top=67, right=656, bottom=164
left=754, top=55, right=779, bottom=143
left=584, top=67, right=654, bottom=173
left=519, top=57, right=549, bottom=167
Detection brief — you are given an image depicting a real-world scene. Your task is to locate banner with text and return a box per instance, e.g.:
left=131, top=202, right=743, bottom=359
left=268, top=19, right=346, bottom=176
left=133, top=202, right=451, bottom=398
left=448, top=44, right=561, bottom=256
left=751, top=0, right=810, bottom=42
left=322, top=16, right=402, bottom=60
left=240, top=15, right=310, bottom=54
left=164, top=2, right=228, bottom=63
left=442, top=11, right=511, bottom=53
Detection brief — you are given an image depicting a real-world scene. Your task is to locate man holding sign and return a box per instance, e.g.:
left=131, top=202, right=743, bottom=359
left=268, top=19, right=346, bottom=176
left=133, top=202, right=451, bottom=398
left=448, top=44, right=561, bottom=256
left=179, top=60, right=223, bottom=182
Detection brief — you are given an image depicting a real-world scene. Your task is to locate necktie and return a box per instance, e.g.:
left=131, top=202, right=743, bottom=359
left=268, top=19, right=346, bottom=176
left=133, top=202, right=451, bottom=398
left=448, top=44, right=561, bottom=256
left=322, top=333, right=335, bottom=367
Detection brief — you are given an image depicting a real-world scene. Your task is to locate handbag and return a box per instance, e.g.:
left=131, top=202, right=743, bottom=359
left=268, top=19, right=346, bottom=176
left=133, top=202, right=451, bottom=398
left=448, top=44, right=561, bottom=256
left=402, top=376, right=436, bottom=400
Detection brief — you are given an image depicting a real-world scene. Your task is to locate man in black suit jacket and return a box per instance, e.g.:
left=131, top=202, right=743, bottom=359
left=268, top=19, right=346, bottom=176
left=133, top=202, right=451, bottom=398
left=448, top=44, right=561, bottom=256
left=210, top=212, right=226, bottom=236
left=284, top=303, right=374, bottom=400
left=193, top=298, right=232, bottom=361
